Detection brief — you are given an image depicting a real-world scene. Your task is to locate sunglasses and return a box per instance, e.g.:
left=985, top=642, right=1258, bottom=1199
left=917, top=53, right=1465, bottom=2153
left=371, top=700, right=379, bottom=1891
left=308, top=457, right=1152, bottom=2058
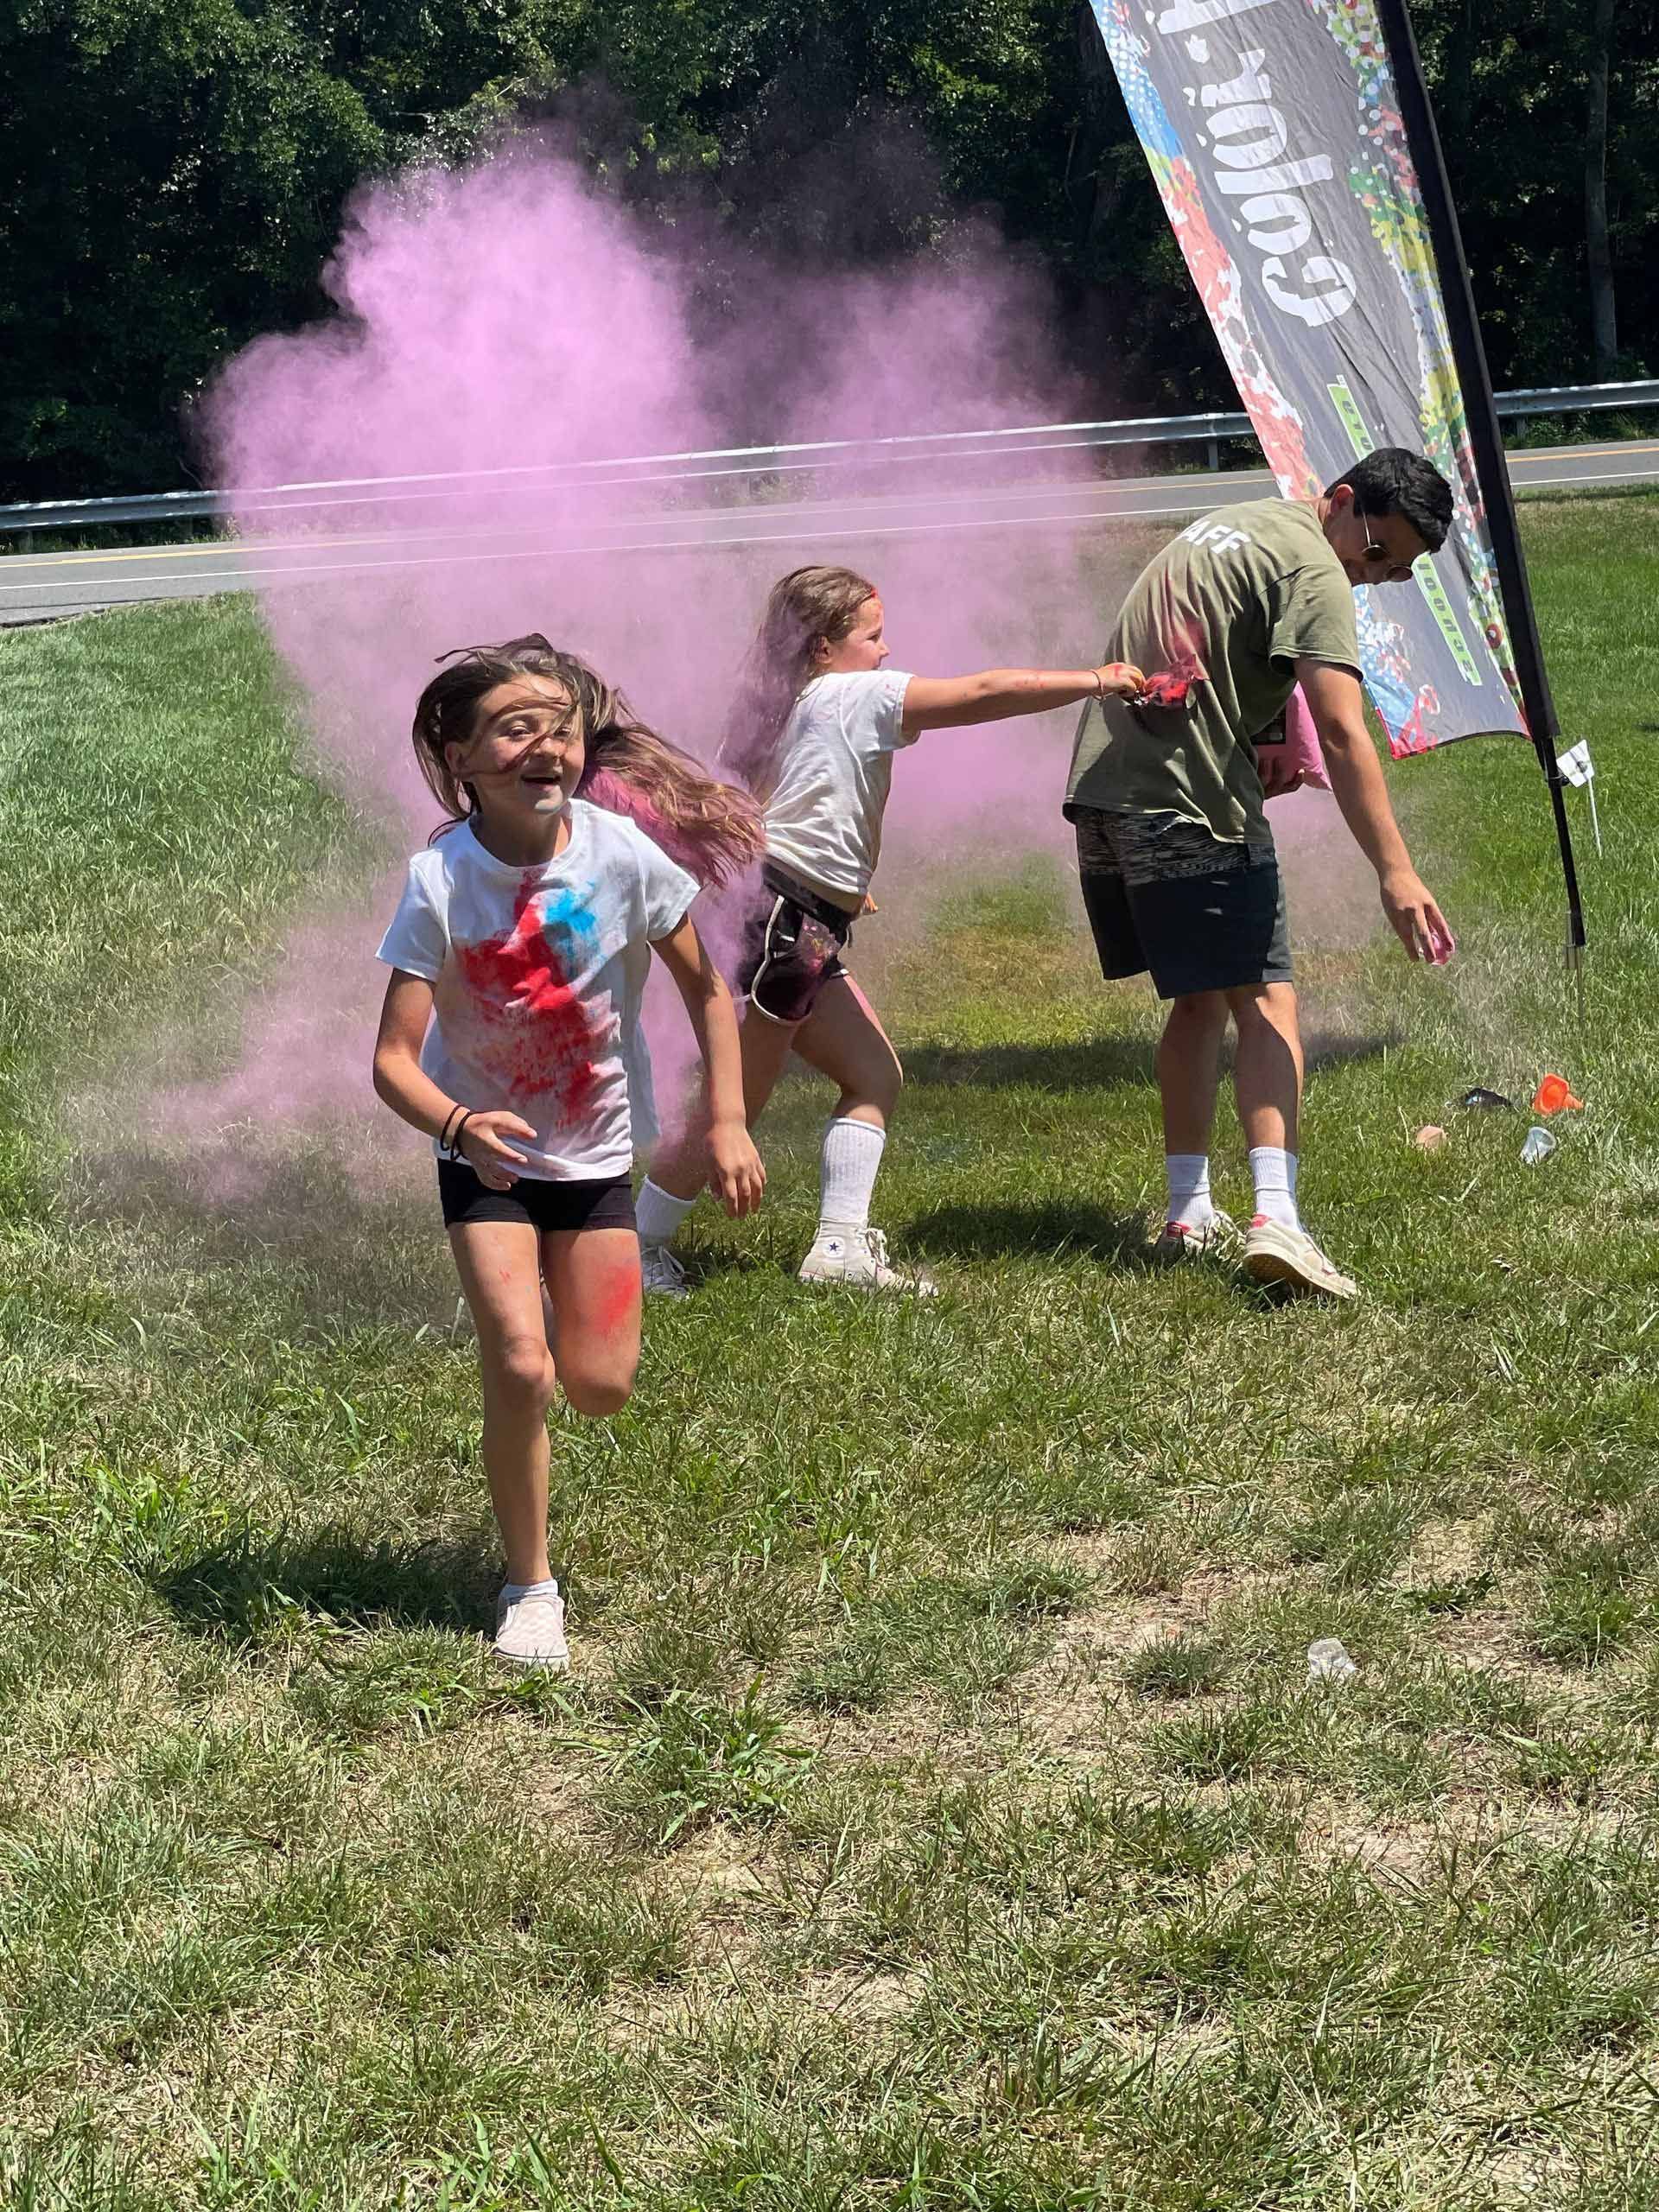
left=1353, top=503, right=1422, bottom=584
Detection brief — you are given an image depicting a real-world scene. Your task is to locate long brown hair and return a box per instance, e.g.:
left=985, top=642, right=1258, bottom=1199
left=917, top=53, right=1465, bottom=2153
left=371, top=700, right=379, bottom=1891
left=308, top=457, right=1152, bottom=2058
left=718, top=565, right=877, bottom=800
left=411, top=636, right=763, bottom=888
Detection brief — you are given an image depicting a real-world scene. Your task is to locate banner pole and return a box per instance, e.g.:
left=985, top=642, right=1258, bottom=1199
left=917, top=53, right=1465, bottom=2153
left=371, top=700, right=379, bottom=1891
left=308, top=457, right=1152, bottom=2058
left=1372, top=0, right=1587, bottom=974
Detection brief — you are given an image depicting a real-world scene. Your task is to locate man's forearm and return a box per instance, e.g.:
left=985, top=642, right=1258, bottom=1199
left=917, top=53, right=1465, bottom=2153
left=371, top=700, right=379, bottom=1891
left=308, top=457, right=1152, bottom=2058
left=1317, top=721, right=1414, bottom=879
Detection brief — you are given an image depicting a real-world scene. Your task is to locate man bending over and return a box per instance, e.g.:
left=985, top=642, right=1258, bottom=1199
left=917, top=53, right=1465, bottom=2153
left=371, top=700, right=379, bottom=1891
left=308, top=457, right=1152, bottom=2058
left=1065, top=447, right=1455, bottom=1300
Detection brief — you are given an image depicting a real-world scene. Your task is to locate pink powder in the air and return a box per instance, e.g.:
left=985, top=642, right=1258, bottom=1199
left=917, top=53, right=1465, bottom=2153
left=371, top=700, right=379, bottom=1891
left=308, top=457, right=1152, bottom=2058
left=160, top=138, right=1362, bottom=1169
left=166, top=142, right=1125, bottom=1153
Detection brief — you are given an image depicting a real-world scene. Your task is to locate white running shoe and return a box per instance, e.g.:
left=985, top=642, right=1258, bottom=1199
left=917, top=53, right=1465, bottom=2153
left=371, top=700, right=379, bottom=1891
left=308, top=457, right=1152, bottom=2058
left=1151, top=1209, right=1242, bottom=1266
left=639, top=1243, right=689, bottom=1300
left=798, top=1227, right=938, bottom=1297
left=1242, top=1217, right=1358, bottom=1301
left=493, top=1584, right=570, bottom=1672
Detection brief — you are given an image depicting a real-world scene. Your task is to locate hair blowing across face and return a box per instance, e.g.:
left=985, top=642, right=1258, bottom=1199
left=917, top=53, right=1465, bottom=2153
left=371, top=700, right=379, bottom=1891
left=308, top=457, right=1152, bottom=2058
left=718, top=565, right=878, bottom=800
left=410, top=636, right=762, bottom=888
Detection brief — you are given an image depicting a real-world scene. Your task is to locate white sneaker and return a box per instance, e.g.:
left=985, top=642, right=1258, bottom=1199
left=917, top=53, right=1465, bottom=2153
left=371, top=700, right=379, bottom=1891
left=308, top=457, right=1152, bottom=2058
left=639, top=1243, right=689, bottom=1300
left=493, top=1584, right=570, bottom=1672
left=798, top=1227, right=938, bottom=1297
left=1151, top=1209, right=1242, bottom=1266
left=1243, top=1216, right=1358, bottom=1301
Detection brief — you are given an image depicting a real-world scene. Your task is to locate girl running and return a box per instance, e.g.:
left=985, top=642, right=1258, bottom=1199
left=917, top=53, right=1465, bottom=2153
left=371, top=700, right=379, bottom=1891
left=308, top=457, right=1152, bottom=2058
left=372, top=636, right=765, bottom=1670
left=637, top=566, right=1145, bottom=1295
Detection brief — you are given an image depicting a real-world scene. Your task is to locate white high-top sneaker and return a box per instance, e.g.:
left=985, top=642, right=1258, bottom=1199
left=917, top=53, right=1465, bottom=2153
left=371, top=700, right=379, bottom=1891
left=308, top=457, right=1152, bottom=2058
left=798, top=1226, right=938, bottom=1297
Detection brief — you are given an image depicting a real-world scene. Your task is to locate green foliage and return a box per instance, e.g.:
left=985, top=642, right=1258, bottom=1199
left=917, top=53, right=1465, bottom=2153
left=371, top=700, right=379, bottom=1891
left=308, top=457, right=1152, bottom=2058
left=3, top=1, right=1658, bottom=499
left=4, top=498, right=1659, bottom=2198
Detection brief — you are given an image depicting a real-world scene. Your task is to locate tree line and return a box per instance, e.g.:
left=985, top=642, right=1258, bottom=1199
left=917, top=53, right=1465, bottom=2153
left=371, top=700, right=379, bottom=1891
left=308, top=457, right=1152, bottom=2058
left=2, top=0, right=1653, bottom=502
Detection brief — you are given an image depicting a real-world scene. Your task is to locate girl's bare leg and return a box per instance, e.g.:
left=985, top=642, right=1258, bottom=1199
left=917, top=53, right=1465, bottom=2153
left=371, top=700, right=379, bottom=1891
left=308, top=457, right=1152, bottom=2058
left=791, top=972, right=903, bottom=1126
left=448, top=1220, right=557, bottom=1586
left=539, top=1226, right=642, bottom=1414
left=648, top=1003, right=799, bottom=1202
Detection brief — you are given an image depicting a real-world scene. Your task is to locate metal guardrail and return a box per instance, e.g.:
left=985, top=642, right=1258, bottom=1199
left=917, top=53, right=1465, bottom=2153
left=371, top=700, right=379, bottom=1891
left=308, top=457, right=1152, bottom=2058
left=3, top=378, right=1655, bottom=537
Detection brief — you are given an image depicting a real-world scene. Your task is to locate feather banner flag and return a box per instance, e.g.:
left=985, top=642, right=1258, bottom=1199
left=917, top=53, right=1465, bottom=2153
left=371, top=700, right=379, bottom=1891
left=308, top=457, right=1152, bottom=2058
left=1087, top=0, right=1525, bottom=756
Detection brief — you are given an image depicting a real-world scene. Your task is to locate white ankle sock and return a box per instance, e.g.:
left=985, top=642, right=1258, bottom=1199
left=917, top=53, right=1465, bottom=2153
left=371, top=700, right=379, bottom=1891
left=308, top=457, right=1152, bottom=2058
left=818, top=1117, right=885, bottom=1233
left=636, top=1178, right=696, bottom=1248
left=501, top=1576, right=558, bottom=1604
left=1165, top=1153, right=1214, bottom=1229
left=1249, top=1146, right=1300, bottom=1230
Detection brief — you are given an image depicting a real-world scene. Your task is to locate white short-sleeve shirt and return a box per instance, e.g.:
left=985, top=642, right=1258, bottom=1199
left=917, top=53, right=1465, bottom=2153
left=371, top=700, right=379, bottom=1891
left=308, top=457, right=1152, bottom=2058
left=761, top=669, right=917, bottom=902
left=376, top=800, right=696, bottom=1179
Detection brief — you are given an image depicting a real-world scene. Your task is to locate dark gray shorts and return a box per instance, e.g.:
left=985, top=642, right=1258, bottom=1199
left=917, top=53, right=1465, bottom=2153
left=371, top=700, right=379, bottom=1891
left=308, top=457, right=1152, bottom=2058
left=1071, top=809, right=1292, bottom=1001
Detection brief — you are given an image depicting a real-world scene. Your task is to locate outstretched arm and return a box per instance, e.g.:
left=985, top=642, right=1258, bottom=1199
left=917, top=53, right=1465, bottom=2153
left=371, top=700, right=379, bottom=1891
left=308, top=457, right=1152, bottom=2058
left=651, top=915, right=766, bottom=1217
left=900, top=662, right=1145, bottom=736
left=1297, top=659, right=1453, bottom=963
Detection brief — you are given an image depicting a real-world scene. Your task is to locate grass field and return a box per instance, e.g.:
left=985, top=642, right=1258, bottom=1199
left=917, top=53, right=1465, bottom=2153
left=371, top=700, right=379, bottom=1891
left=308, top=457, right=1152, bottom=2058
left=3, top=496, right=1659, bottom=2209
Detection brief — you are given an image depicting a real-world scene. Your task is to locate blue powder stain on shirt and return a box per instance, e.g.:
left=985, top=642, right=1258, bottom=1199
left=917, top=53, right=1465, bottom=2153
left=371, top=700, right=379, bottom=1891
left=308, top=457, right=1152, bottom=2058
left=531, top=879, right=601, bottom=955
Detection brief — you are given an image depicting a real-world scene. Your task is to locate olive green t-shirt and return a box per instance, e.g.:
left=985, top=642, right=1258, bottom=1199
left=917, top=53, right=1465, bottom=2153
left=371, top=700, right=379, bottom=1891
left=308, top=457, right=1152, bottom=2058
left=1065, top=499, right=1361, bottom=846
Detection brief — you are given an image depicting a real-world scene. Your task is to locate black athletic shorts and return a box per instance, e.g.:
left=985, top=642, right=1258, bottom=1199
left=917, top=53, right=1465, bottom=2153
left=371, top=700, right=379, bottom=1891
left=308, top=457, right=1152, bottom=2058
left=1071, top=808, right=1292, bottom=1001
left=438, top=1161, right=637, bottom=1234
left=734, top=861, right=856, bottom=1026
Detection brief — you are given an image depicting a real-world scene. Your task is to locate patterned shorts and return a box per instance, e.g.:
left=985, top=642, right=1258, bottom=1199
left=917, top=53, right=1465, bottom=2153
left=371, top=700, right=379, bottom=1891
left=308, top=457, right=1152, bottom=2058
left=734, top=862, right=855, bottom=1026
left=1071, top=809, right=1292, bottom=1000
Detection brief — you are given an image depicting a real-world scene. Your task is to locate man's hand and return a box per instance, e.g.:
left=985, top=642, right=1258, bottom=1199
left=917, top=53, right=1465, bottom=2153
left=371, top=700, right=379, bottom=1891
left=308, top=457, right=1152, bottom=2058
left=707, top=1116, right=766, bottom=1217
left=1256, top=750, right=1306, bottom=800
left=1380, top=867, right=1455, bottom=964
left=456, top=1109, right=536, bottom=1189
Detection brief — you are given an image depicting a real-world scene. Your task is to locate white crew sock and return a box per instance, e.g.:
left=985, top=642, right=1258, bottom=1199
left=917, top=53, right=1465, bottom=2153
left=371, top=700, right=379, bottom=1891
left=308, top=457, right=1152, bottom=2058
left=500, top=1576, right=559, bottom=1605
left=818, top=1116, right=886, bottom=1234
left=1249, top=1146, right=1300, bottom=1230
left=1165, top=1153, right=1215, bottom=1230
left=636, top=1178, right=696, bottom=1249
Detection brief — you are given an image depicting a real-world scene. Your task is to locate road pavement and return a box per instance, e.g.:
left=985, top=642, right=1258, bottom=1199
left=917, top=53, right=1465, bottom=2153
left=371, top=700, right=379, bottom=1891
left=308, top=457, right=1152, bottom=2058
left=3, top=439, right=1656, bottom=626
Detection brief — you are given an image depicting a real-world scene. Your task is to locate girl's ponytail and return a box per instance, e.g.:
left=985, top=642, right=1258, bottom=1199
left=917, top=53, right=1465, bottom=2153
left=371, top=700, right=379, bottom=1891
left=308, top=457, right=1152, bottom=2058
left=718, top=566, right=878, bottom=802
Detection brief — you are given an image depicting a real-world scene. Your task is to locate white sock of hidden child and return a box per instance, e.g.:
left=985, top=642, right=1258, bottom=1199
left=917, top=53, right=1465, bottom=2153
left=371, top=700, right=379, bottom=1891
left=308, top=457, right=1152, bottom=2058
left=818, top=1117, right=886, bottom=1234
left=1165, top=1153, right=1215, bottom=1230
left=1248, top=1146, right=1300, bottom=1230
left=636, top=1179, right=696, bottom=1248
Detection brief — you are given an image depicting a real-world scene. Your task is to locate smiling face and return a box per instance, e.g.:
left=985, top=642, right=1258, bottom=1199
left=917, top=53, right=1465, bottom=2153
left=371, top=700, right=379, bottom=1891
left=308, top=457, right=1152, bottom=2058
left=446, top=676, right=587, bottom=833
left=1326, top=485, right=1431, bottom=587
left=816, top=594, right=889, bottom=674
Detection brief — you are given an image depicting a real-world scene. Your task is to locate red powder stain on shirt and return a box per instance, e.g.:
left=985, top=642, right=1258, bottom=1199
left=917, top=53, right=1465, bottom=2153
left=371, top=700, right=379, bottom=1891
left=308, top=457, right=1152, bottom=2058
left=1139, top=669, right=1194, bottom=709
left=457, top=877, right=601, bottom=1119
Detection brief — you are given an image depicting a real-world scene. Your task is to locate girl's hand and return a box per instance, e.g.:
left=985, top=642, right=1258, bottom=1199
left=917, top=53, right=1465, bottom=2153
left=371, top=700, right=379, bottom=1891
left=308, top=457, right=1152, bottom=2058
left=457, top=1109, right=536, bottom=1190
left=707, top=1117, right=766, bottom=1218
left=1096, top=663, right=1147, bottom=701
left=861, top=893, right=879, bottom=915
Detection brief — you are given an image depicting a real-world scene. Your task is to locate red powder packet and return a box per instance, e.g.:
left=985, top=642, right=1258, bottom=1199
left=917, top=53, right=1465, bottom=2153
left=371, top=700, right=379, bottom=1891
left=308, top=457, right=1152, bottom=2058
left=1136, top=653, right=1205, bottom=709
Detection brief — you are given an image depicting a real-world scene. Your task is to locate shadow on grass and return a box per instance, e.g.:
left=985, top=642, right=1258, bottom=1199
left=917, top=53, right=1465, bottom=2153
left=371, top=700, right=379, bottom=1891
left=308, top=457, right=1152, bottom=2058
left=903, top=1026, right=1400, bottom=1097
left=903, top=1036, right=1154, bottom=1096
left=905, top=1198, right=1152, bottom=1267
left=152, top=1526, right=493, bottom=1641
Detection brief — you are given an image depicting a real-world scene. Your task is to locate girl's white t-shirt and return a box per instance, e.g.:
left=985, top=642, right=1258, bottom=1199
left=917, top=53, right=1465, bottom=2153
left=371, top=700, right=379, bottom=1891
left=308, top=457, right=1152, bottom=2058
left=762, top=669, right=917, bottom=902
left=376, top=801, right=697, bottom=1180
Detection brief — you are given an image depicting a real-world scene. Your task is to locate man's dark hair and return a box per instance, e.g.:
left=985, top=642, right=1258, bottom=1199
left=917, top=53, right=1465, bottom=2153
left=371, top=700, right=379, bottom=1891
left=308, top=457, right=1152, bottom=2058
left=1324, top=448, right=1454, bottom=553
